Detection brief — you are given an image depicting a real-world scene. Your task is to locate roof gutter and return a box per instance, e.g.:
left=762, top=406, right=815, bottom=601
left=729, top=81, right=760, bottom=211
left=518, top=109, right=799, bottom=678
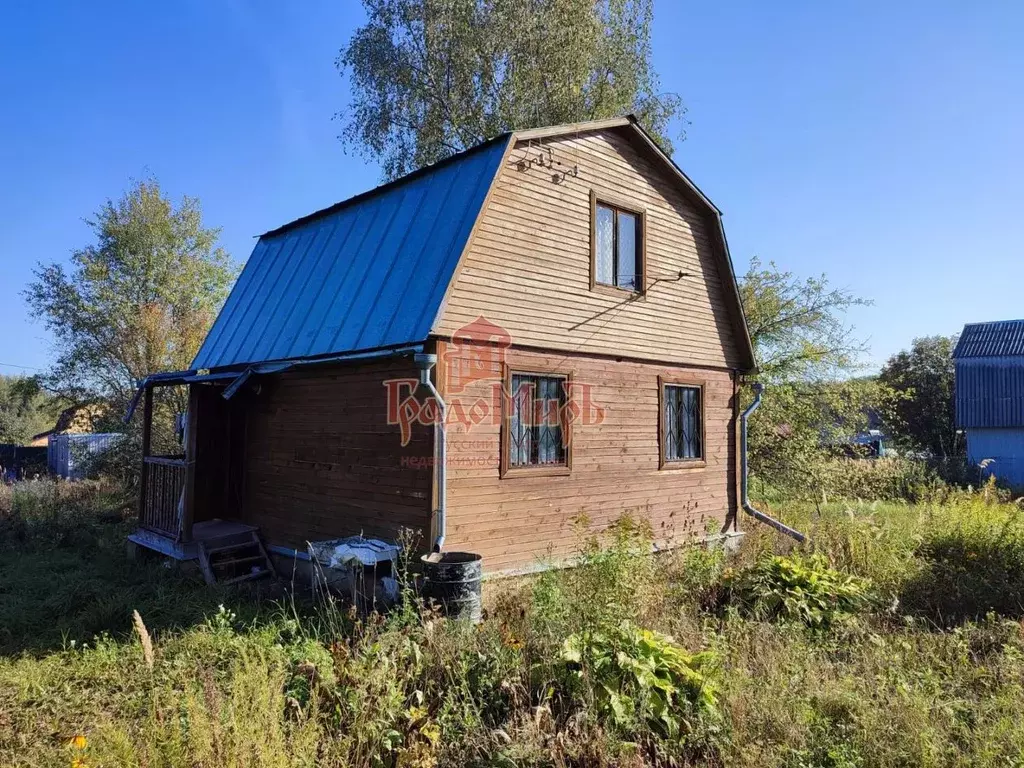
left=122, top=370, right=210, bottom=422
left=740, top=383, right=807, bottom=543
left=124, top=344, right=424, bottom=421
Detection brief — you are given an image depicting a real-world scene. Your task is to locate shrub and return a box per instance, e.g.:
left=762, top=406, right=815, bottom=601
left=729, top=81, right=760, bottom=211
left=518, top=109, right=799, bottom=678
left=528, top=514, right=662, bottom=642
left=815, top=457, right=946, bottom=502
left=664, top=539, right=729, bottom=614
left=753, top=456, right=979, bottom=506
left=901, top=484, right=1024, bottom=623
left=725, top=554, right=875, bottom=629
left=78, top=429, right=143, bottom=490
left=560, top=621, right=719, bottom=744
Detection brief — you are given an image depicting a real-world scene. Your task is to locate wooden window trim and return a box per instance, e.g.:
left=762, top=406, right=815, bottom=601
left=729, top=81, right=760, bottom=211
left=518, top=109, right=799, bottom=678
left=658, top=375, right=707, bottom=470
left=500, top=364, right=573, bottom=479
left=590, top=189, right=647, bottom=297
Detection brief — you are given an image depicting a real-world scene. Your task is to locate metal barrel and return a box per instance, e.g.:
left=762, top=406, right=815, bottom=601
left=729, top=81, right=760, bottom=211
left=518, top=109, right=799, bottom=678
left=420, top=552, right=483, bottom=623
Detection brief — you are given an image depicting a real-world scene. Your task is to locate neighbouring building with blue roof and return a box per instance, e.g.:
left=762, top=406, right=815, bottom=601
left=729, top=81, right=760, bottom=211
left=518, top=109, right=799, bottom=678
left=954, top=319, right=1024, bottom=488
left=126, top=116, right=762, bottom=580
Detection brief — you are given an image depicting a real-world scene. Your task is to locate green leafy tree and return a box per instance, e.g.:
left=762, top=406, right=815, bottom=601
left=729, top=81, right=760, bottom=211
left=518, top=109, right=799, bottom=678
left=25, top=179, right=236, bottom=446
left=0, top=375, right=62, bottom=445
left=740, top=257, right=869, bottom=382
left=738, top=258, right=888, bottom=492
left=338, top=0, right=683, bottom=179
left=879, top=335, right=961, bottom=458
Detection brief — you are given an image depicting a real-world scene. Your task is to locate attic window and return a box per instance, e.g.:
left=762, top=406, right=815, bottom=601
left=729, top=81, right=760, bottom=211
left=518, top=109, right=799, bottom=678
left=591, top=191, right=644, bottom=293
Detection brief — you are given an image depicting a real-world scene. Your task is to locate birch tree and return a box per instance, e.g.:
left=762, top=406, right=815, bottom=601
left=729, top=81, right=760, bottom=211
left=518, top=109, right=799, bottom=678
left=337, top=0, right=684, bottom=178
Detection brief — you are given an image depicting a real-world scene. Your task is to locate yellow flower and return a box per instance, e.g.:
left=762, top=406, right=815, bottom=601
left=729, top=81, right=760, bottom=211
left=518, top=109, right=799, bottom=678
left=405, top=705, right=428, bottom=724
left=419, top=720, right=442, bottom=746
left=68, top=735, right=87, bottom=750
left=71, top=758, right=89, bottom=768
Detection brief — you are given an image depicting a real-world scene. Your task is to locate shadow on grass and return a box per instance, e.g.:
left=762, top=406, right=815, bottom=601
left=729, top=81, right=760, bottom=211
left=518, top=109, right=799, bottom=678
left=0, top=483, right=282, bottom=657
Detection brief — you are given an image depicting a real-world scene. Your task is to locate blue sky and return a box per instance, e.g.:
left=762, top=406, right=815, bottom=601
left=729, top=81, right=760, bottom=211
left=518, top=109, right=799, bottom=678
left=1, top=1, right=1021, bottom=376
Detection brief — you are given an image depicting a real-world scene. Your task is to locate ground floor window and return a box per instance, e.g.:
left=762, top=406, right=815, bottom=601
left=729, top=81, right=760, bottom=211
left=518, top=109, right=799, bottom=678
left=505, top=372, right=569, bottom=471
left=661, top=382, right=704, bottom=463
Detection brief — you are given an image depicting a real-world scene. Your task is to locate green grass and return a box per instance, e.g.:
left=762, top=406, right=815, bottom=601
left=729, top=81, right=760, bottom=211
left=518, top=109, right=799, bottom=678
left=0, top=481, right=269, bottom=655
left=4, top=478, right=1024, bottom=766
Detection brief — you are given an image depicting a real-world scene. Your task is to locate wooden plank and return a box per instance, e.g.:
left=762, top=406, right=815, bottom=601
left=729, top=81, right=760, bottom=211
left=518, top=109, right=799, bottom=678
left=435, top=129, right=746, bottom=369
left=197, top=541, right=216, bottom=585
left=238, top=357, right=433, bottom=548
left=179, top=385, right=200, bottom=543
left=439, top=343, right=737, bottom=572
left=252, top=533, right=278, bottom=580
left=144, top=456, right=187, bottom=467
left=137, top=386, right=153, bottom=526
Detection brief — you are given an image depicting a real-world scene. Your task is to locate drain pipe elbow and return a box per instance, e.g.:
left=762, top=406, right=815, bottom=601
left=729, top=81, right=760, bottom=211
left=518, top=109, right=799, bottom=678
left=741, top=382, right=807, bottom=544
left=415, top=353, right=447, bottom=552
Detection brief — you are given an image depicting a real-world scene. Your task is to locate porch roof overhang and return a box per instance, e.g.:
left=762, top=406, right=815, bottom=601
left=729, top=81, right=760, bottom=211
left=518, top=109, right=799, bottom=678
left=123, top=342, right=425, bottom=422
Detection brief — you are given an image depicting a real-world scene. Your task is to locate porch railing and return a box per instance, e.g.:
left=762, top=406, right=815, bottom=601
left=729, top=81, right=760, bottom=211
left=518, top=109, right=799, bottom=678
left=140, top=456, right=186, bottom=538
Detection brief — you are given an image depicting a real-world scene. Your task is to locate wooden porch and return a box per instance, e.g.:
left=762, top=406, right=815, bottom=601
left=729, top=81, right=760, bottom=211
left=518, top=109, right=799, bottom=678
left=131, top=382, right=201, bottom=555
left=129, top=517, right=260, bottom=561
left=130, top=382, right=267, bottom=584
left=131, top=441, right=264, bottom=571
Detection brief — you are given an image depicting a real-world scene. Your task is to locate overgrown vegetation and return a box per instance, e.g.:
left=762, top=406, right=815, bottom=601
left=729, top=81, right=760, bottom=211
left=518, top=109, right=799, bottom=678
left=724, top=553, right=875, bottom=630
left=753, top=455, right=983, bottom=506
left=0, top=481, right=264, bottom=655
left=5, top=480, right=1024, bottom=766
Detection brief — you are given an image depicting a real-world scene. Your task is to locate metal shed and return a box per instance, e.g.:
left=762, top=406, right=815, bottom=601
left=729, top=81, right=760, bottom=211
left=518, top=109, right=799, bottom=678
left=48, top=433, right=122, bottom=480
left=954, top=320, right=1024, bottom=488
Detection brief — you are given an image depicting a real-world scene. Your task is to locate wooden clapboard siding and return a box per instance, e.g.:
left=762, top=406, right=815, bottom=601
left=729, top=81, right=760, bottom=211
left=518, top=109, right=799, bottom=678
left=238, top=357, right=433, bottom=548
left=435, top=127, right=744, bottom=369
left=440, top=341, right=737, bottom=574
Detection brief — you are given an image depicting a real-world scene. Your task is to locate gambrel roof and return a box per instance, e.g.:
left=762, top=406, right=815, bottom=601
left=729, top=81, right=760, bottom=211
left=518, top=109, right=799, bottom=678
left=192, top=137, right=509, bottom=370
left=191, top=116, right=755, bottom=372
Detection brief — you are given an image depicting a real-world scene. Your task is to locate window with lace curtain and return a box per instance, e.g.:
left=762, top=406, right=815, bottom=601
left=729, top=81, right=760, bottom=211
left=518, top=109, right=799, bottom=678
left=591, top=191, right=644, bottom=293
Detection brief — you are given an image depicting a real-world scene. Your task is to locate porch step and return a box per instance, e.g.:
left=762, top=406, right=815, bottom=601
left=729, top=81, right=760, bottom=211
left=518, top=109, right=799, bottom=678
left=197, top=530, right=276, bottom=586
left=212, top=554, right=265, bottom=567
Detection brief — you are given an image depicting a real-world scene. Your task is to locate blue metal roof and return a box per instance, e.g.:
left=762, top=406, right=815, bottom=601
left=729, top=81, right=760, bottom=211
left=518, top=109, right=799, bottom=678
left=192, top=136, right=510, bottom=370
left=954, top=320, right=1024, bottom=359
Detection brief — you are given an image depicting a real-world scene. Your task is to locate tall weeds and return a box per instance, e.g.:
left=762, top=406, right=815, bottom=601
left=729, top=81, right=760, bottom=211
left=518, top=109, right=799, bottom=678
left=5, top=482, right=1024, bottom=765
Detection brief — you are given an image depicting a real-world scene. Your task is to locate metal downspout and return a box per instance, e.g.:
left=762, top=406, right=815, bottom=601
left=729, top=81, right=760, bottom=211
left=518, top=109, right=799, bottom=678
left=741, top=382, right=807, bottom=543
left=415, top=353, right=447, bottom=552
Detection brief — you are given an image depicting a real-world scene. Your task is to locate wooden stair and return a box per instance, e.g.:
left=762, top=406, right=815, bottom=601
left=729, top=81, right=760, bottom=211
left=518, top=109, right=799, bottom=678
left=197, top=530, right=276, bottom=585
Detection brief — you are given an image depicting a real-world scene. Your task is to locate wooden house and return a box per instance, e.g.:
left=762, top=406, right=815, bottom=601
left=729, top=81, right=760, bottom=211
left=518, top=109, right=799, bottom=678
left=127, top=116, right=757, bottom=578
